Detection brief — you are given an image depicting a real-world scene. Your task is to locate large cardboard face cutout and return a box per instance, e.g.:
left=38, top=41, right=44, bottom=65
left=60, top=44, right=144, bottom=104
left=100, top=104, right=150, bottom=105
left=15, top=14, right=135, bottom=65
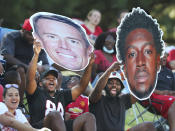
left=30, top=12, right=93, bottom=71
left=116, top=7, right=165, bottom=100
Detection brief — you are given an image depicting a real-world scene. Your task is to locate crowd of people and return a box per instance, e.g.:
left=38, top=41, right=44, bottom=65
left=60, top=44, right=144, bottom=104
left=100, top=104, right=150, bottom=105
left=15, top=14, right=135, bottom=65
left=0, top=7, right=175, bottom=131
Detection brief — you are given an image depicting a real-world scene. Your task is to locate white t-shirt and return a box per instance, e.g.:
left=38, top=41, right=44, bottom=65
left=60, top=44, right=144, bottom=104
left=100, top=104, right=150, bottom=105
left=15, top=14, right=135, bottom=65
left=0, top=102, right=28, bottom=131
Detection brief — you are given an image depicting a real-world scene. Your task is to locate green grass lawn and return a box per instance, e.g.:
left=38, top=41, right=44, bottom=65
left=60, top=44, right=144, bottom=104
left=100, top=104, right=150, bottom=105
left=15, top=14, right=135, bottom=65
left=125, top=102, right=161, bottom=130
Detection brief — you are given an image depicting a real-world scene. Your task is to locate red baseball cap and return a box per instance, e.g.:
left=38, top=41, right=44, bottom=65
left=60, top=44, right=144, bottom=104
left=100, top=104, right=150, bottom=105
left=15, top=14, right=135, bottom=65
left=167, top=49, right=175, bottom=62
left=22, top=19, right=32, bottom=31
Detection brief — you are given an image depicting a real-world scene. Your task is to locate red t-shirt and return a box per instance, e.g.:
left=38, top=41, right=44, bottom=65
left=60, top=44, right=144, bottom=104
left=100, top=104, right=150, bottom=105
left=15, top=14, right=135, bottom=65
left=65, top=95, right=89, bottom=119
left=81, top=24, right=102, bottom=39
left=141, top=93, right=175, bottom=119
left=94, top=50, right=117, bottom=73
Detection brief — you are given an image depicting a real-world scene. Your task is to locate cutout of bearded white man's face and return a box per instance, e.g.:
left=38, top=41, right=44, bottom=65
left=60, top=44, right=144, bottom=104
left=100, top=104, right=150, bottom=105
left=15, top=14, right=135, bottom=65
left=31, top=14, right=93, bottom=71
left=123, top=28, right=160, bottom=100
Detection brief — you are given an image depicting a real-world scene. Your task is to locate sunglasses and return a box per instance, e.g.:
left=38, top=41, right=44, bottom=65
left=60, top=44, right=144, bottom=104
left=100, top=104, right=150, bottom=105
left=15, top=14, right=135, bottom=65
left=5, top=84, right=19, bottom=89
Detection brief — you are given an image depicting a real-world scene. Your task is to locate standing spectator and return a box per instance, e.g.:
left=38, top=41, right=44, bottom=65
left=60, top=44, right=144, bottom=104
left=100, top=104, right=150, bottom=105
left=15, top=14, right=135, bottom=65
left=89, top=62, right=156, bottom=131
left=26, top=40, right=96, bottom=131
left=1, top=19, right=49, bottom=104
left=108, top=9, right=128, bottom=32
left=81, top=9, right=103, bottom=45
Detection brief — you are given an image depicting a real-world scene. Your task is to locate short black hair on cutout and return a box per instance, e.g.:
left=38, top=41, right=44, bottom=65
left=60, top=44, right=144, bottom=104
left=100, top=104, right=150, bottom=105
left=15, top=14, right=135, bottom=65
left=116, top=7, right=165, bottom=63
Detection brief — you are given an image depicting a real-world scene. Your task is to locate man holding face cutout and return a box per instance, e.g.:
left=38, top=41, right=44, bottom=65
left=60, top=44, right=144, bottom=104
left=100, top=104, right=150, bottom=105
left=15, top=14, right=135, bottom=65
left=30, top=12, right=93, bottom=71
left=103, top=7, right=175, bottom=130
left=116, top=7, right=164, bottom=100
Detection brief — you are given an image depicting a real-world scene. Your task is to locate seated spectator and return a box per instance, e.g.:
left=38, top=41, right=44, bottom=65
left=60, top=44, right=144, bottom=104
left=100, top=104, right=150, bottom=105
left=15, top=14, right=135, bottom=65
left=156, top=52, right=175, bottom=91
left=3, top=66, right=21, bottom=85
left=0, top=27, right=16, bottom=44
left=2, top=67, right=30, bottom=118
left=1, top=19, right=49, bottom=104
left=133, top=52, right=175, bottom=130
left=138, top=53, right=175, bottom=130
left=167, top=49, right=175, bottom=74
left=1, top=18, right=49, bottom=70
left=0, top=83, right=30, bottom=130
left=92, top=32, right=117, bottom=82
left=140, top=91, right=175, bottom=130
left=0, top=111, right=51, bottom=131
left=26, top=40, right=96, bottom=131
left=165, top=45, right=175, bottom=55
left=61, top=70, right=93, bottom=96
left=81, top=9, right=103, bottom=45
left=65, top=74, right=89, bottom=120
left=3, top=66, right=23, bottom=104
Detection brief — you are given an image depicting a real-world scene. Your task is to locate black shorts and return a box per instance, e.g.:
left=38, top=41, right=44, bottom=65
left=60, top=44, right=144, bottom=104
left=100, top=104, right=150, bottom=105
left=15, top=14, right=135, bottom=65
left=65, top=119, right=74, bottom=131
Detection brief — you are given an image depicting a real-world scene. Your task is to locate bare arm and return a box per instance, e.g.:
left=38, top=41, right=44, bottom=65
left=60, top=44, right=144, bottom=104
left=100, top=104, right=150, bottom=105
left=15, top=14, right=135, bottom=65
left=83, top=85, right=94, bottom=96
left=89, top=62, right=121, bottom=103
left=4, top=54, right=28, bottom=69
left=71, top=53, right=95, bottom=101
left=91, top=63, right=98, bottom=81
left=26, top=40, right=41, bottom=95
left=0, top=112, right=37, bottom=131
left=1, top=34, right=28, bottom=69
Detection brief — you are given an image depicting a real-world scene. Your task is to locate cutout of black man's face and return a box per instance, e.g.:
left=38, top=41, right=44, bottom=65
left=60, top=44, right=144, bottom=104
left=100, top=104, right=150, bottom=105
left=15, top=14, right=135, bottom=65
left=123, top=28, right=160, bottom=100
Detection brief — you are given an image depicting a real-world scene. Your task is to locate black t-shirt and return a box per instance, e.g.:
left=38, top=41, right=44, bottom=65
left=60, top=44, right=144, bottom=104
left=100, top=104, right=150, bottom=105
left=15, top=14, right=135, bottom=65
left=156, top=66, right=175, bottom=91
left=89, top=94, right=132, bottom=131
left=26, top=87, right=72, bottom=128
left=1, top=31, right=48, bottom=65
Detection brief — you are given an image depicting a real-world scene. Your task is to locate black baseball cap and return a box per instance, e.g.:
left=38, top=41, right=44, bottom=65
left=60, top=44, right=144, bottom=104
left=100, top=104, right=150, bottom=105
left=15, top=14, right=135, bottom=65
left=40, top=67, right=58, bottom=80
